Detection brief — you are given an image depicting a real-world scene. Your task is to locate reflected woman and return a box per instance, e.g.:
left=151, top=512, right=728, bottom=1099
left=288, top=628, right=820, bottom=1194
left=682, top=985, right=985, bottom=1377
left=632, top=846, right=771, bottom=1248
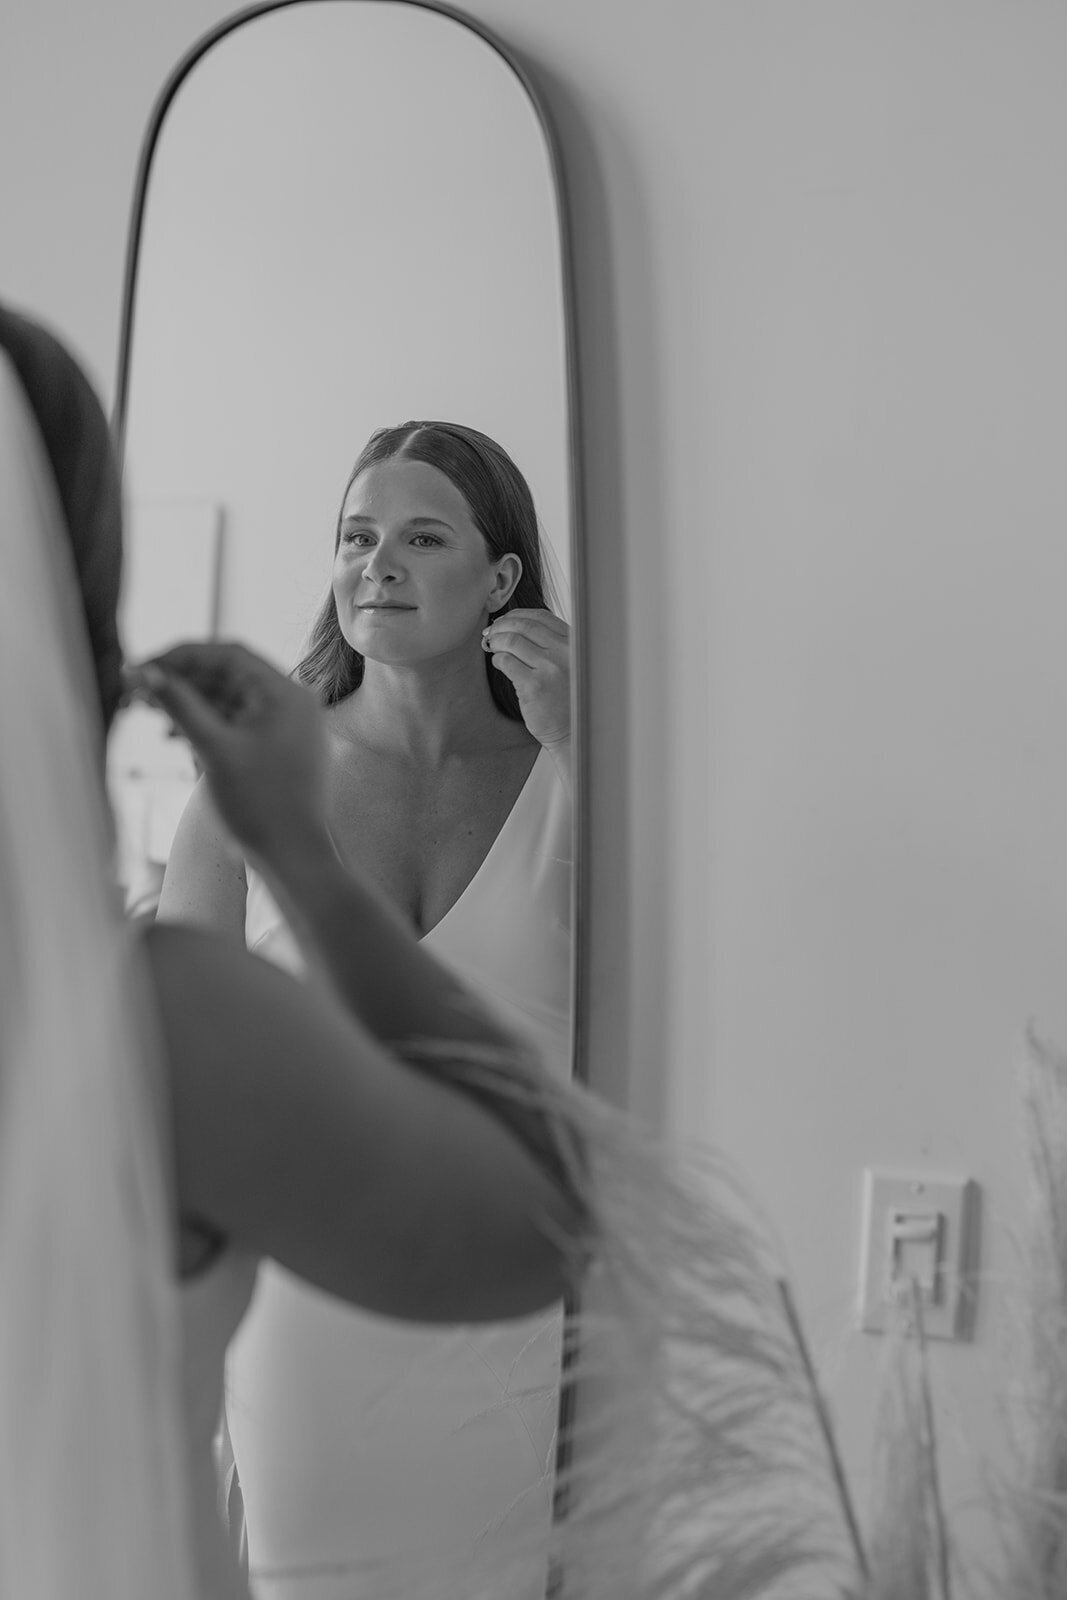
left=158, top=423, right=574, bottom=1598
left=280, top=421, right=571, bottom=1075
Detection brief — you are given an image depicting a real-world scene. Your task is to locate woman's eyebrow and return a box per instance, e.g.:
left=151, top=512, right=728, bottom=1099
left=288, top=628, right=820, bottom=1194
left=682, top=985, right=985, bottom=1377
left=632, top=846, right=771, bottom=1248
left=339, top=514, right=455, bottom=532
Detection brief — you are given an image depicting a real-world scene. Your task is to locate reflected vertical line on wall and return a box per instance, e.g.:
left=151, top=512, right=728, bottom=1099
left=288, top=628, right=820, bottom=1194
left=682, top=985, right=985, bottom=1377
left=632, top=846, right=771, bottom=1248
left=208, top=505, right=227, bottom=638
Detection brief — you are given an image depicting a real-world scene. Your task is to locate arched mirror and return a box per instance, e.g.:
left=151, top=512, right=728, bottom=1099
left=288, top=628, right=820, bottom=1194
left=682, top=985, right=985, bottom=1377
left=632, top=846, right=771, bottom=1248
left=110, top=4, right=584, bottom=1596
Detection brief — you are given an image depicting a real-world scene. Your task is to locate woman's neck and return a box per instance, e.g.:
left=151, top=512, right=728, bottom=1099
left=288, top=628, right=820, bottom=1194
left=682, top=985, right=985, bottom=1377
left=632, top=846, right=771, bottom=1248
left=331, top=651, right=525, bottom=765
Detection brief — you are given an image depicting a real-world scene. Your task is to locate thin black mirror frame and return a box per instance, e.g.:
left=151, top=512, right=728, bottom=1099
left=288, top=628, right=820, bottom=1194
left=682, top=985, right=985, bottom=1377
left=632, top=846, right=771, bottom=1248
left=110, top=0, right=590, bottom=1577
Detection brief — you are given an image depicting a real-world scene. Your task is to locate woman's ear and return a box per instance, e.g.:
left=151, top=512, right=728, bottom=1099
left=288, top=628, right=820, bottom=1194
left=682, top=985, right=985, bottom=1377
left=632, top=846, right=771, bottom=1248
left=487, top=553, right=523, bottom=614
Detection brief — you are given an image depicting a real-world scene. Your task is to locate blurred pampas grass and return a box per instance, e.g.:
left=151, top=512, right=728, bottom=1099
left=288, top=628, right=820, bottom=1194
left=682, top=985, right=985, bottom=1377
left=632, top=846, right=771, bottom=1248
left=991, top=1025, right=1067, bottom=1600
left=302, top=1023, right=1067, bottom=1600
left=394, top=1037, right=869, bottom=1600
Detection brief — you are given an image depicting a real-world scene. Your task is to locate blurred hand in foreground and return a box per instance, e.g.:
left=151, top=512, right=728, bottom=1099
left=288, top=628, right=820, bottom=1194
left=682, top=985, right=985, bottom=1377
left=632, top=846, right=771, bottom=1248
left=127, top=641, right=328, bottom=862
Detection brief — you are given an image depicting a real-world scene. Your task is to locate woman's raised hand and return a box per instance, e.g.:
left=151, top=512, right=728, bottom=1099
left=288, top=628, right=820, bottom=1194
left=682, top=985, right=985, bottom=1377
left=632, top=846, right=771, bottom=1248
left=128, top=642, right=329, bottom=861
left=482, top=609, right=571, bottom=751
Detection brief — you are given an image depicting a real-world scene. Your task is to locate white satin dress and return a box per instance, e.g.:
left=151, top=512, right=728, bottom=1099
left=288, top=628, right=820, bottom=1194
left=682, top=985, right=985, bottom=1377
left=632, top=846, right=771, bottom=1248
left=183, top=1248, right=260, bottom=1600
left=225, top=748, right=572, bottom=1600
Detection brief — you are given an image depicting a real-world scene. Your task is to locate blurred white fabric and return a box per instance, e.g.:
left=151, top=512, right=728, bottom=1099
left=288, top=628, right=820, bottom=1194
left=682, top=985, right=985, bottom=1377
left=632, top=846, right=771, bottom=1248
left=0, top=351, right=195, bottom=1597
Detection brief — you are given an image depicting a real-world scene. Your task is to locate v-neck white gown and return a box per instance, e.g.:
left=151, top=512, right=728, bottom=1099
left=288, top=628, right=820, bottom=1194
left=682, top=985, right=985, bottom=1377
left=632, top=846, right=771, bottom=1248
left=225, top=750, right=572, bottom=1600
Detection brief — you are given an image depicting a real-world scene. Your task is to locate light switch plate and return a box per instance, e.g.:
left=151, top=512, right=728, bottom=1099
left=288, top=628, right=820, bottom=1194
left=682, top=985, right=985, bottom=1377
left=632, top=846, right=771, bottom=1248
left=857, top=1169, right=979, bottom=1340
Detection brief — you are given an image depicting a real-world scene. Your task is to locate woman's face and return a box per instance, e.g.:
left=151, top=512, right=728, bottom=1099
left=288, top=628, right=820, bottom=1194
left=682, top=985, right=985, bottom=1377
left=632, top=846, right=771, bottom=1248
left=333, top=458, right=520, bottom=666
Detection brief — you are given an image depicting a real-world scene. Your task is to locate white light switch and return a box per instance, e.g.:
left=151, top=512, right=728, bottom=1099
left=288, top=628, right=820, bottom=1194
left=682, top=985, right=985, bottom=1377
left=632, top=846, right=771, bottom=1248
left=858, top=1170, right=979, bottom=1340
left=886, top=1208, right=942, bottom=1300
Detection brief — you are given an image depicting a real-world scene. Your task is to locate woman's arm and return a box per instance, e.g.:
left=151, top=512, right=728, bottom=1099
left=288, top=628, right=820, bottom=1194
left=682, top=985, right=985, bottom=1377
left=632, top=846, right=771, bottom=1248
left=145, top=919, right=576, bottom=1322
left=542, top=733, right=572, bottom=804
left=130, top=642, right=582, bottom=1317
left=156, top=776, right=248, bottom=940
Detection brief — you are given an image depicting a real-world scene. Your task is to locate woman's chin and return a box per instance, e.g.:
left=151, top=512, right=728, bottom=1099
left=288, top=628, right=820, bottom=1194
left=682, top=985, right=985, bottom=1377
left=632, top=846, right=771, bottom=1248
left=350, top=636, right=430, bottom=667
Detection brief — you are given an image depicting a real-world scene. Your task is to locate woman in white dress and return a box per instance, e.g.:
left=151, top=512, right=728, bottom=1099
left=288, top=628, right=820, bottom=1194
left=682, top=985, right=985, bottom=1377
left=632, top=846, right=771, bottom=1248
left=158, top=424, right=575, bottom=1596
left=0, top=299, right=937, bottom=1600
left=0, top=306, right=585, bottom=1600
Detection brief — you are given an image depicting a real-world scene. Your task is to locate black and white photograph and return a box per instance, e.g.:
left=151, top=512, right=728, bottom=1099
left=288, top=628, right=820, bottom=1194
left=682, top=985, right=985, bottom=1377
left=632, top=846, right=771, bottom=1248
left=2, top=4, right=1066, bottom=1597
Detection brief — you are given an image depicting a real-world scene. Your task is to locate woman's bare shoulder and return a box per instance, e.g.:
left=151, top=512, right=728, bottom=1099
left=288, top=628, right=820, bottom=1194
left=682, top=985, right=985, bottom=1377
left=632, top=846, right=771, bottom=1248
left=156, top=777, right=248, bottom=934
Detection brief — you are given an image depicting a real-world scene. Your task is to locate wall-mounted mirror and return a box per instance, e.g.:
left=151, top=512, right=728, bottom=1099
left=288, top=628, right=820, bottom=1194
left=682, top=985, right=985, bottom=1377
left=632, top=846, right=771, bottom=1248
left=111, top=3, right=582, bottom=1596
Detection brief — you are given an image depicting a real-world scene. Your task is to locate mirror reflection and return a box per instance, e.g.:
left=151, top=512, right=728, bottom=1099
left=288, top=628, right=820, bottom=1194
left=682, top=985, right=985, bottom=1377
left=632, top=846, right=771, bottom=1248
left=112, top=4, right=580, bottom=1596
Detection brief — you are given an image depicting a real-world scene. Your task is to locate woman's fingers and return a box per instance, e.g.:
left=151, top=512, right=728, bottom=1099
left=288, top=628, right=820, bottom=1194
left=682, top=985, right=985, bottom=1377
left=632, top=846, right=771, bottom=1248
left=483, top=631, right=568, bottom=673
left=134, top=661, right=231, bottom=753
left=128, top=642, right=312, bottom=773
left=488, top=650, right=537, bottom=686
left=129, top=640, right=328, bottom=862
left=486, top=634, right=548, bottom=672
left=153, top=642, right=274, bottom=719
left=493, top=607, right=569, bottom=634
left=134, top=643, right=283, bottom=728
left=485, top=606, right=570, bottom=746
left=484, top=612, right=568, bottom=653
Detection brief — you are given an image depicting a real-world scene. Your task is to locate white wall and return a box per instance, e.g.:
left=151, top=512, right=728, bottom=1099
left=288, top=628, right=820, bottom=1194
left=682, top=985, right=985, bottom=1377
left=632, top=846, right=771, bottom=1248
left=6, top=0, right=1067, bottom=1559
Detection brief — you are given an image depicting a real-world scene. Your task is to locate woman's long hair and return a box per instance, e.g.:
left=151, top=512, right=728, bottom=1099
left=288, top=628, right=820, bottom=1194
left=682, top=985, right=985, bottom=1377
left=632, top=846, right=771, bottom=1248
left=296, top=422, right=551, bottom=718
left=0, top=304, right=124, bottom=735
left=0, top=305, right=194, bottom=1600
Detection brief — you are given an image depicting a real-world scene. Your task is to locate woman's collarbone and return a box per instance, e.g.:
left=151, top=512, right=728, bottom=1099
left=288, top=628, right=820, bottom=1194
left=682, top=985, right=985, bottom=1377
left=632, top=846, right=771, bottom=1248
left=325, top=742, right=538, bottom=932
